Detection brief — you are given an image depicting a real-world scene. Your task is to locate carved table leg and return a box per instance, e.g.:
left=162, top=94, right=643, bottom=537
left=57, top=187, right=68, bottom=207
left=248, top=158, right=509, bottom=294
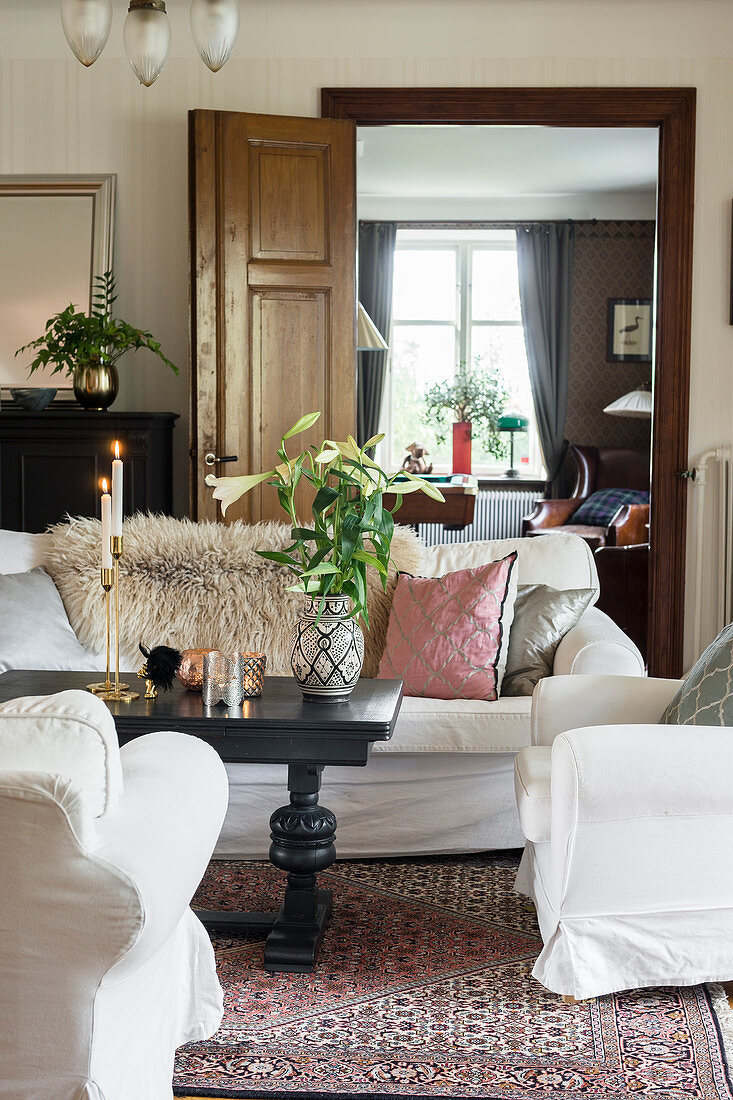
left=264, top=762, right=337, bottom=973
left=194, top=761, right=337, bottom=973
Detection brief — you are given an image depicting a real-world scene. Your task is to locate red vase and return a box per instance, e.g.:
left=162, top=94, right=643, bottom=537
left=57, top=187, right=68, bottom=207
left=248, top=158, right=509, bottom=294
left=452, top=420, right=472, bottom=475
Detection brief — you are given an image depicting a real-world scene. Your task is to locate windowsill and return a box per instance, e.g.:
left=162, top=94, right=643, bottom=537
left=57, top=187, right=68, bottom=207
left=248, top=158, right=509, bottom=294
left=420, top=469, right=544, bottom=489
left=477, top=477, right=544, bottom=490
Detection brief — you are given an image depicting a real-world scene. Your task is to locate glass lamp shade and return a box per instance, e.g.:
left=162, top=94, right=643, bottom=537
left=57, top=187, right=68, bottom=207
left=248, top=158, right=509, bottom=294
left=123, top=1, right=171, bottom=87
left=498, top=414, right=529, bottom=431
left=190, top=0, right=240, bottom=73
left=61, top=0, right=113, bottom=67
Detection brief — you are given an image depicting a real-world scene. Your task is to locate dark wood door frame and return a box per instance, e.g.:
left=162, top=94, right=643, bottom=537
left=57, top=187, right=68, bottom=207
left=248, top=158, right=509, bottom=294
left=322, top=87, right=695, bottom=679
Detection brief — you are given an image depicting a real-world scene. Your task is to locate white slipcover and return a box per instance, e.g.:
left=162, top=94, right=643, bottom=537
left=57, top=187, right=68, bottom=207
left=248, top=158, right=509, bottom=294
left=217, top=536, right=642, bottom=858
left=0, top=529, right=643, bottom=858
left=515, top=674, right=733, bottom=999
left=0, top=691, right=229, bottom=1100
left=0, top=690, right=123, bottom=819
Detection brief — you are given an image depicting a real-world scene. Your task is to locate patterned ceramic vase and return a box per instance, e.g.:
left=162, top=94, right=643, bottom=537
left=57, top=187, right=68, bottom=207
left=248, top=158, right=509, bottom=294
left=289, top=594, right=364, bottom=703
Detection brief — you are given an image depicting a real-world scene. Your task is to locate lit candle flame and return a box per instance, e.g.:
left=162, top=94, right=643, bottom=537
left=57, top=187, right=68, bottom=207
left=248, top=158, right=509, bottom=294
left=101, top=477, right=108, bottom=493
left=114, top=440, right=120, bottom=460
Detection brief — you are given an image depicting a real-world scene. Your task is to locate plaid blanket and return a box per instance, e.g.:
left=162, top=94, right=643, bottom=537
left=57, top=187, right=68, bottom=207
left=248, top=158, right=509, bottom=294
left=571, top=487, right=649, bottom=526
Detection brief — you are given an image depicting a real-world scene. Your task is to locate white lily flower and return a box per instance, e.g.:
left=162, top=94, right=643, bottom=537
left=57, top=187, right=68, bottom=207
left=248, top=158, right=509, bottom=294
left=314, top=448, right=340, bottom=464
left=205, top=470, right=274, bottom=516
left=282, top=411, right=321, bottom=440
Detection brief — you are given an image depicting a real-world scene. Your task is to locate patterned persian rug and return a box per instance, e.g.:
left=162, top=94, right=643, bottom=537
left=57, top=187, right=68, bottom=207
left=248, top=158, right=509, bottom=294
left=174, top=853, right=733, bottom=1100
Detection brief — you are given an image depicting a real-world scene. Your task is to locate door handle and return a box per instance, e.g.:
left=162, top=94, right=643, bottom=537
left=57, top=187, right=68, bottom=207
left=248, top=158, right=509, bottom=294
left=204, top=452, right=238, bottom=467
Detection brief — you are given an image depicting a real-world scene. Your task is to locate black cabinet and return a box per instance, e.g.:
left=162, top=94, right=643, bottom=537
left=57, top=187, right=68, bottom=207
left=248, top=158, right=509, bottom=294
left=0, top=408, right=178, bottom=532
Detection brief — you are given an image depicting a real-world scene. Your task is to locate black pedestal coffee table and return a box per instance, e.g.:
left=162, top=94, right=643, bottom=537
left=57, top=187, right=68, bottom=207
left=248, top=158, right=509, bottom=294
left=0, top=670, right=403, bottom=972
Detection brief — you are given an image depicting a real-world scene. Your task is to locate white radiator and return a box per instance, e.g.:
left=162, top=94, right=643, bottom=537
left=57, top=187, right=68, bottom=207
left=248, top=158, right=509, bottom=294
left=418, top=488, right=539, bottom=547
left=692, top=447, right=733, bottom=656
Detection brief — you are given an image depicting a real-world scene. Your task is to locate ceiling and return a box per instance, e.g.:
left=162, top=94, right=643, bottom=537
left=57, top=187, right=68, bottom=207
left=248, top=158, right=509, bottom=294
left=357, top=125, right=659, bottom=221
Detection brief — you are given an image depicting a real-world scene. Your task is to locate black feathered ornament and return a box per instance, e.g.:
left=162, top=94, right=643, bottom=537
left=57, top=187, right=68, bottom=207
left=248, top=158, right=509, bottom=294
left=138, top=643, right=182, bottom=693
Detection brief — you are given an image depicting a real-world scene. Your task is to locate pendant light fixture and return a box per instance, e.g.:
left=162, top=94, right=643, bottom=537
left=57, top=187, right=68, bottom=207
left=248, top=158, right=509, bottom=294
left=61, top=0, right=240, bottom=84
left=60, top=0, right=113, bottom=66
left=190, top=0, right=240, bottom=73
left=123, top=0, right=171, bottom=87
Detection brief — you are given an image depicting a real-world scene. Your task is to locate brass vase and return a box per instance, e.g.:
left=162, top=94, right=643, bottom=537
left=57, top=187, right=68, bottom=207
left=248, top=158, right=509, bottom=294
left=73, top=360, right=119, bottom=411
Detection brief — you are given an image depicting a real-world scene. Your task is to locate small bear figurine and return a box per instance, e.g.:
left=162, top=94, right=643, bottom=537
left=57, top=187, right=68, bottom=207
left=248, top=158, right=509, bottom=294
left=401, top=442, right=433, bottom=476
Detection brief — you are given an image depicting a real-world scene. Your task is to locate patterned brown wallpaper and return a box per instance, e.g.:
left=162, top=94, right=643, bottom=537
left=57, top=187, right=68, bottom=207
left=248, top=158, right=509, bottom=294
left=565, top=220, right=655, bottom=455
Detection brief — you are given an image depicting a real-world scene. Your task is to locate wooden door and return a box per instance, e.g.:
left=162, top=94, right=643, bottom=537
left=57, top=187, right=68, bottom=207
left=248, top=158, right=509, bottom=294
left=189, top=109, right=357, bottom=522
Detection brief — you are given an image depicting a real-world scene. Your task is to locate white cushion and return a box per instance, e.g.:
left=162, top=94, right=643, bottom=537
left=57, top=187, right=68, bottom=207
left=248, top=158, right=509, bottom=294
left=0, top=690, right=123, bottom=818
left=423, top=534, right=599, bottom=599
left=0, top=568, right=101, bottom=675
left=0, top=529, right=49, bottom=574
left=514, top=745, right=551, bottom=842
left=374, top=694, right=532, bottom=754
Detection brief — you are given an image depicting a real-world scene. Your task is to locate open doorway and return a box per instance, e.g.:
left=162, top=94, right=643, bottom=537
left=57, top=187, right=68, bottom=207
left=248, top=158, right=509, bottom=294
left=323, top=87, right=695, bottom=678
left=356, top=123, right=657, bottom=662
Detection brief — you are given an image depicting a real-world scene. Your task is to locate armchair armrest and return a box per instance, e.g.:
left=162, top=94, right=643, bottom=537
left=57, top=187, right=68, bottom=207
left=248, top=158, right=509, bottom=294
left=552, top=606, right=644, bottom=678
left=531, top=673, right=682, bottom=746
left=608, top=502, right=649, bottom=547
left=549, top=724, right=733, bottom=915
left=93, top=732, right=228, bottom=981
left=522, top=498, right=584, bottom=535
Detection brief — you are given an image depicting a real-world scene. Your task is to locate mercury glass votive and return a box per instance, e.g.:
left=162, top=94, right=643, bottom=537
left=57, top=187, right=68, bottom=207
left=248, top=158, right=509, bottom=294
left=202, top=650, right=267, bottom=706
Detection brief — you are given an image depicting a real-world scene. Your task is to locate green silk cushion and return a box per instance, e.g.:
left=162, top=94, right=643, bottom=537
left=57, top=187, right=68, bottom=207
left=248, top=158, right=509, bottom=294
left=661, top=622, right=733, bottom=725
left=501, top=584, right=595, bottom=697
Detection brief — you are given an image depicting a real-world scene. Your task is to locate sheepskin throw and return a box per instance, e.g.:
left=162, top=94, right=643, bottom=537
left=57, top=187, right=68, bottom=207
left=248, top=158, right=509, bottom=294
left=45, top=515, right=426, bottom=677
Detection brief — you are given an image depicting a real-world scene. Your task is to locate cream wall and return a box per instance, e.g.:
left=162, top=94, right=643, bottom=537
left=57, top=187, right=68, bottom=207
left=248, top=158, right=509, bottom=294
left=2, top=0, right=732, bottom=666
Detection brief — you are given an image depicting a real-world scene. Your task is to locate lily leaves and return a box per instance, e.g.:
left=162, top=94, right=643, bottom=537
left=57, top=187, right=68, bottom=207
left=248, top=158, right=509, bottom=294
left=206, top=411, right=446, bottom=623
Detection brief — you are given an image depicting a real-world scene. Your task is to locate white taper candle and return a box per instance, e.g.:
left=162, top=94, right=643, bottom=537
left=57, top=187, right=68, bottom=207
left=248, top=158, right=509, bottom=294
left=101, top=479, right=113, bottom=568
left=111, top=440, right=123, bottom=537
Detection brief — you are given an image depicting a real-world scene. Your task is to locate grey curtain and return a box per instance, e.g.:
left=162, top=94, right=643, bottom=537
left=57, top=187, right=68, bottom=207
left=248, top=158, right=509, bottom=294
left=515, top=224, right=575, bottom=495
left=358, top=221, right=397, bottom=444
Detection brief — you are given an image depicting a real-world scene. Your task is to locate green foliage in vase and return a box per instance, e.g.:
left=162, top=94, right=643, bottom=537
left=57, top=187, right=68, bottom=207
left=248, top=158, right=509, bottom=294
left=206, top=411, right=444, bottom=625
left=424, top=358, right=507, bottom=459
left=16, top=271, right=178, bottom=378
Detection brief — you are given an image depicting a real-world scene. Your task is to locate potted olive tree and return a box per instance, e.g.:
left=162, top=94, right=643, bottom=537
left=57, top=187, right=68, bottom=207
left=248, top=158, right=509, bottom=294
left=424, top=360, right=506, bottom=475
left=16, top=271, right=177, bottom=410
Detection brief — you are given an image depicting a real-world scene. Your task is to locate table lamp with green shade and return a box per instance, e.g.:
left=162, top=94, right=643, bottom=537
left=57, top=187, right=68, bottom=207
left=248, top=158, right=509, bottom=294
left=497, top=413, right=529, bottom=478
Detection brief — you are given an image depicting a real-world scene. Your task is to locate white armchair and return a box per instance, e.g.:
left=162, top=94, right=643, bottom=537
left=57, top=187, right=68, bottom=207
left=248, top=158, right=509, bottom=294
left=514, top=675, right=733, bottom=1000
left=0, top=690, right=229, bottom=1100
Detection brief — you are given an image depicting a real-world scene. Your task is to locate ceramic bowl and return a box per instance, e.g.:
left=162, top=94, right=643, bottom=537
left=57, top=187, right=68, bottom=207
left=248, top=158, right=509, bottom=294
left=10, top=388, right=57, bottom=411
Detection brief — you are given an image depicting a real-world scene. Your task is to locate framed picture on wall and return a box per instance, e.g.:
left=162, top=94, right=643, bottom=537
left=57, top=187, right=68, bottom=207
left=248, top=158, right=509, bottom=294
left=607, top=298, right=652, bottom=362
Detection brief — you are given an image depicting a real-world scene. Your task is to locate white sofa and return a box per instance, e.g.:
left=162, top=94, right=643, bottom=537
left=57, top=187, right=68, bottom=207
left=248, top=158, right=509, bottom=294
left=0, top=688, right=228, bottom=1100
left=0, top=527, right=644, bottom=858
left=514, top=674, right=733, bottom=999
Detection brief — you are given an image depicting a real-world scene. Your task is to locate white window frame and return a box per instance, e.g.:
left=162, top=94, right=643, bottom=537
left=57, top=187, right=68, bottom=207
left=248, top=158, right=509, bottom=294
left=378, top=229, right=543, bottom=477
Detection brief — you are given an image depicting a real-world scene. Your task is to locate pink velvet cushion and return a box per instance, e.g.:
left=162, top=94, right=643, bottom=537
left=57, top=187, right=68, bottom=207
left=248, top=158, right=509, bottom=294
left=378, top=553, right=518, bottom=701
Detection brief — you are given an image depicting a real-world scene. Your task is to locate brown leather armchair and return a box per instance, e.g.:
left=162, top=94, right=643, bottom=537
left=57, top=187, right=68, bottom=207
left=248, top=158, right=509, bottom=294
left=521, top=445, right=650, bottom=552
left=594, top=543, right=649, bottom=662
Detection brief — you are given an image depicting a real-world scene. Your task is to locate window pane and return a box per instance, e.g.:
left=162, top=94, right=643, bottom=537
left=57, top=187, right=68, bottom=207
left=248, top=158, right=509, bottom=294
left=392, top=250, right=457, bottom=321
left=389, top=325, right=455, bottom=469
left=472, top=250, right=522, bottom=321
left=470, top=325, right=537, bottom=471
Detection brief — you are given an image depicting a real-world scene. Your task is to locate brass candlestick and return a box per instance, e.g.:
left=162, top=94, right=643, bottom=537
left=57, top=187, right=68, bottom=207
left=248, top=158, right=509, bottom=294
left=98, top=535, right=138, bottom=703
left=87, top=567, right=116, bottom=694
